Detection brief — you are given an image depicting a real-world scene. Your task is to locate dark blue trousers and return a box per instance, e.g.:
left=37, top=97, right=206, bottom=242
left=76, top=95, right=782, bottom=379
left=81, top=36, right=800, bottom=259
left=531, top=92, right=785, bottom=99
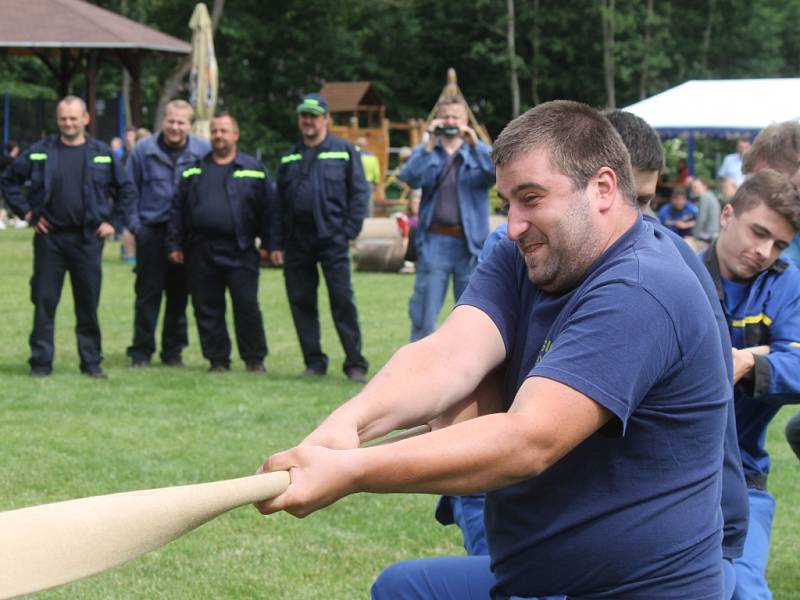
left=283, top=231, right=367, bottom=374
left=186, top=236, right=266, bottom=366
left=29, top=229, right=103, bottom=372
left=127, top=222, right=189, bottom=363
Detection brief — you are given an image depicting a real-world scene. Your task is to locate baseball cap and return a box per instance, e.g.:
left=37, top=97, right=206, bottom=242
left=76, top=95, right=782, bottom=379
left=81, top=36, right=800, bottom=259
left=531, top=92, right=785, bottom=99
left=296, top=93, right=329, bottom=116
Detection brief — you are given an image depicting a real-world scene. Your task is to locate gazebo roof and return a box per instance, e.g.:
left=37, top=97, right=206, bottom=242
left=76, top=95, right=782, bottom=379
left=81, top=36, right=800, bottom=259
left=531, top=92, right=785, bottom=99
left=0, top=0, right=190, bottom=53
left=319, top=82, right=384, bottom=112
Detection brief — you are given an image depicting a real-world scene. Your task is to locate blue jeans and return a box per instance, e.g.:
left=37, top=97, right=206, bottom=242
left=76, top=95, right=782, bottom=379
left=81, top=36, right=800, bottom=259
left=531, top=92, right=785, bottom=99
left=409, top=233, right=477, bottom=341
left=371, top=555, right=563, bottom=600
left=733, top=488, right=775, bottom=600
left=436, top=494, right=489, bottom=556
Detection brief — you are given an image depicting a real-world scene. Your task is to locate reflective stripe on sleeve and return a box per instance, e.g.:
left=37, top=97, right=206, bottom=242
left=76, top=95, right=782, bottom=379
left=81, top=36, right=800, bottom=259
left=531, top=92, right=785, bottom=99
left=233, top=169, right=266, bottom=179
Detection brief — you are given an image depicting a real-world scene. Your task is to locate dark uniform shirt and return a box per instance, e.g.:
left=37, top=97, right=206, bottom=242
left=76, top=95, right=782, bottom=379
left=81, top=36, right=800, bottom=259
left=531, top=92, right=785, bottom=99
left=48, top=141, right=87, bottom=227
left=192, top=157, right=234, bottom=236
left=292, top=144, right=319, bottom=227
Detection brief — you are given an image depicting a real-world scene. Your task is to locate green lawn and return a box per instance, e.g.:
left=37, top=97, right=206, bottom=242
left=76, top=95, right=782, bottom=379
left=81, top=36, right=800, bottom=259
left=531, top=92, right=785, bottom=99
left=0, top=228, right=797, bottom=598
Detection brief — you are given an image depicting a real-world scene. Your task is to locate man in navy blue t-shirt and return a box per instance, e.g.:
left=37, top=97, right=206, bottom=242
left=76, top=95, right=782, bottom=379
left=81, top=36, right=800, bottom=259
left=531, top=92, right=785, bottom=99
left=255, top=101, right=730, bottom=599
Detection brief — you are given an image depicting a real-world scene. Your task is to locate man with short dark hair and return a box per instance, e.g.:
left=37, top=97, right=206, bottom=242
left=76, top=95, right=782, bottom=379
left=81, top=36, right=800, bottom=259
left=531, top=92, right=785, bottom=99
left=399, top=96, right=495, bottom=341
left=607, top=109, right=748, bottom=599
left=273, top=93, right=370, bottom=382
left=167, top=113, right=274, bottom=373
left=257, top=101, right=730, bottom=598
left=0, top=96, right=136, bottom=377
left=125, top=99, right=210, bottom=368
left=702, top=169, right=800, bottom=600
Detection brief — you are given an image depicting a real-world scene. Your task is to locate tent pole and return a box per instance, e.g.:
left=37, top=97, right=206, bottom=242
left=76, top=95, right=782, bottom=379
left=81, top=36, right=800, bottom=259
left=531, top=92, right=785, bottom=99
left=687, top=133, right=696, bottom=177
left=2, top=94, right=9, bottom=150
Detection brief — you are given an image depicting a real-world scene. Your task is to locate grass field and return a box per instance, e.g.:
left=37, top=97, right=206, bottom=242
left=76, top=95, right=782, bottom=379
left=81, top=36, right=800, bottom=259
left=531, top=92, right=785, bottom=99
left=0, top=228, right=797, bottom=599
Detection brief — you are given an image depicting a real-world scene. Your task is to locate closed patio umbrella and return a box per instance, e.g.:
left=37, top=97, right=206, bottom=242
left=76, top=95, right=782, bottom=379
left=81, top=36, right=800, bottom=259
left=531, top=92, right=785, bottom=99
left=189, top=3, right=218, bottom=140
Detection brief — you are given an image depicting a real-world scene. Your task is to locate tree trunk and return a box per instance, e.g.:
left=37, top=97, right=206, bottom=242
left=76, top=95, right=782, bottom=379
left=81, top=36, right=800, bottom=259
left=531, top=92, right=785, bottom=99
left=698, top=0, right=716, bottom=74
left=153, top=0, right=225, bottom=130
left=529, top=0, right=541, bottom=106
left=601, top=0, right=616, bottom=109
left=638, top=0, right=653, bottom=100
left=506, top=0, right=520, bottom=118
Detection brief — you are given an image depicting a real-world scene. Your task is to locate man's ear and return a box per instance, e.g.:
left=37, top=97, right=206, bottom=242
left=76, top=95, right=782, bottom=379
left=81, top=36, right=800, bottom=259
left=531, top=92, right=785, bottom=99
left=720, top=203, right=735, bottom=230
left=594, top=167, right=618, bottom=211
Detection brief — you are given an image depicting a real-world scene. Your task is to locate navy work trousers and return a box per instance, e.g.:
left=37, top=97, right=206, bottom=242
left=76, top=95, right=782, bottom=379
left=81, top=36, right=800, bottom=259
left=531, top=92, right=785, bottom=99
left=186, top=235, right=267, bottom=367
left=283, top=230, right=367, bottom=374
left=127, top=222, right=189, bottom=363
left=29, top=229, right=104, bottom=372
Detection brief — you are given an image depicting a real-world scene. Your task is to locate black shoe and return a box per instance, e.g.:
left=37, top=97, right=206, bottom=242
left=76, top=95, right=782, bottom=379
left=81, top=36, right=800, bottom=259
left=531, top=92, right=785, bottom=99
left=162, top=355, right=184, bottom=368
left=84, top=368, right=108, bottom=380
left=130, top=357, right=150, bottom=369
left=246, top=361, right=266, bottom=374
left=298, top=367, right=325, bottom=379
left=30, top=367, right=52, bottom=378
left=208, top=363, right=230, bottom=373
left=346, top=368, right=368, bottom=384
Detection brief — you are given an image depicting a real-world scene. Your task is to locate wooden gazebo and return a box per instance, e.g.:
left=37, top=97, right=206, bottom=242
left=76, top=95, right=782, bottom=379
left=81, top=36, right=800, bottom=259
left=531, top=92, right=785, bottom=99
left=0, top=0, right=190, bottom=136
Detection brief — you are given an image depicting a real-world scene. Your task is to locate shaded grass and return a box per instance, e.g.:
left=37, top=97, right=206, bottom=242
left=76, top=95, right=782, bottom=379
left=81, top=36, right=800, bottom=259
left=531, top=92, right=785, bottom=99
left=0, top=228, right=797, bottom=598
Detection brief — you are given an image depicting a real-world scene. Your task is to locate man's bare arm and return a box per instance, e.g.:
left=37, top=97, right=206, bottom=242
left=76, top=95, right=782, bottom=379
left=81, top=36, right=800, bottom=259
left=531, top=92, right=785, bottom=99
left=300, top=305, right=507, bottom=450
left=258, top=376, right=612, bottom=517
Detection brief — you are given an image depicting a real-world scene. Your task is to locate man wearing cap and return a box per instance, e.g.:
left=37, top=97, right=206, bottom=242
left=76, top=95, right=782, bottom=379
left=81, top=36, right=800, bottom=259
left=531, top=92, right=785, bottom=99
left=399, top=96, right=495, bottom=342
left=272, top=93, right=370, bottom=382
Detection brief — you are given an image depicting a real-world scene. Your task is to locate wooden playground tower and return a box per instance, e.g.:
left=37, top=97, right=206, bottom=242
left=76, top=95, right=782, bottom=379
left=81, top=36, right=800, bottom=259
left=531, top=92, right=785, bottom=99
left=323, top=68, right=490, bottom=214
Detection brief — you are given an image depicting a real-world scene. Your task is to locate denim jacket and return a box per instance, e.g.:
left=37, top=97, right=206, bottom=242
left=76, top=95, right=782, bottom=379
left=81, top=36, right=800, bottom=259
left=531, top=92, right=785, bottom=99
left=126, top=133, right=210, bottom=231
left=399, top=140, right=495, bottom=257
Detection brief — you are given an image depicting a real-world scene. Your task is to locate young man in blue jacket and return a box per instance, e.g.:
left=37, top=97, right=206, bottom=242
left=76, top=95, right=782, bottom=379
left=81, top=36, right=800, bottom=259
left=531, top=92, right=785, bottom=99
left=0, top=95, right=136, bottom=378
left=399, top=97, right=495, bottom=342
left=125, top=99, right=210, bottom=368
left=701, top=169, right=800, bottom=600
left=167, top=113, right=274, bottom=373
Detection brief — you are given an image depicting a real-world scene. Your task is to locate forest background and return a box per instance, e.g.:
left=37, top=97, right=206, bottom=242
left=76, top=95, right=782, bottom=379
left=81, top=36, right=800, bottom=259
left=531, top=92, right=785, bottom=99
left=3, top=0, right=800, bottom=178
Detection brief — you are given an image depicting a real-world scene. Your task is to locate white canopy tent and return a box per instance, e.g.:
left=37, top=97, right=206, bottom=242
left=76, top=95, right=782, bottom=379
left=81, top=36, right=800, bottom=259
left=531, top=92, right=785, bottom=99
left=624, top=78, right=800, bottom=137
left=624, top=78, right=800, bottom=174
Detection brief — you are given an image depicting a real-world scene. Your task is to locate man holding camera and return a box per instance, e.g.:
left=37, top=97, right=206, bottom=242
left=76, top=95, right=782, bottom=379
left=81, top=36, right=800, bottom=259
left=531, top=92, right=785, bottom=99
left=399, top=96, right=495, bottom=341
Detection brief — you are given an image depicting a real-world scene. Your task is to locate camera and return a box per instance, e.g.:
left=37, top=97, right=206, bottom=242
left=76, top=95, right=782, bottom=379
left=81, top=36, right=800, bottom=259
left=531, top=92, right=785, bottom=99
left=434, top=125, right=461, bottom=138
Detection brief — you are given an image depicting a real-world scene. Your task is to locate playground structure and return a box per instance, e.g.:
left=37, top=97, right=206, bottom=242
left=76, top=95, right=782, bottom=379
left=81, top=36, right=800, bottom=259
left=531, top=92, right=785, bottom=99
left=323, top=68, right=491, bottom=217
left=347, top=69, right=501, bottom=273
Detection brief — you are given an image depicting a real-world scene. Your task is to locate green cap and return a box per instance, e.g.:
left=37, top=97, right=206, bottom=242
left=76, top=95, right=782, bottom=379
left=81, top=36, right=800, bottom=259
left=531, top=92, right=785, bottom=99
left=296, top=93, right=329, bottom=116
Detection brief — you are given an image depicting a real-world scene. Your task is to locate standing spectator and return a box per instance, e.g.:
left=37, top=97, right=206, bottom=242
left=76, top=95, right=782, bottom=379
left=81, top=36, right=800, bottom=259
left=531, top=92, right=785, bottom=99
left=355, top=136, right=381, bottom=216
left=701, top=170, right=800, bottom=600
left=658, top=185, right=697, bottom=237
left=399, top=96, right=495, bottom=341
left=273, top=93, right=370, bottom=382
left=125, top=99, right=210, bottom=368
left=0, top=140, right=21, bottom=230
left=688, top=176, right=722, bottom=251
left=718, top=139, right=751, bottom=187
left=167, top=113, right=274, bottom=373
left=0, top=95, right=136, bottom=377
